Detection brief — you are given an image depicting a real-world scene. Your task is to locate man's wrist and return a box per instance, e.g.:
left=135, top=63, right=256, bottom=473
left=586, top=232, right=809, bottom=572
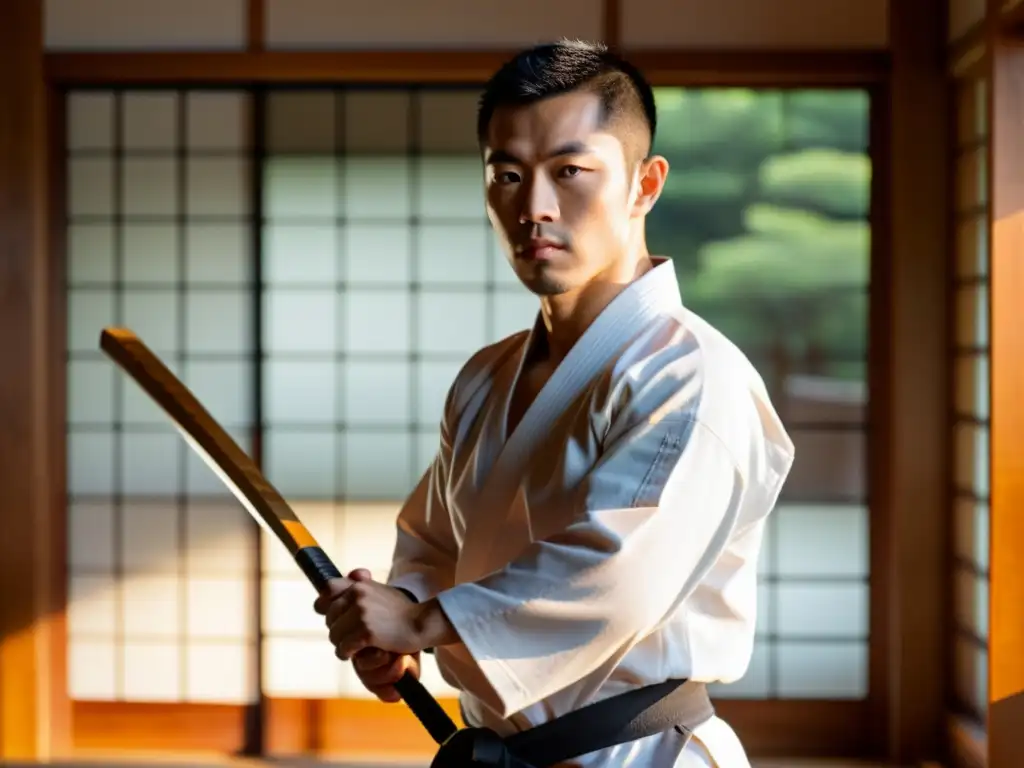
left=394, top=586, right=420, bottom=604
left=412, top=597, right=460, bottom=652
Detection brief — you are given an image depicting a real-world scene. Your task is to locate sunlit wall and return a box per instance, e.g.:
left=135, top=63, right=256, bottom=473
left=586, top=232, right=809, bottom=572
left=65, top=84, right=872, bottom=704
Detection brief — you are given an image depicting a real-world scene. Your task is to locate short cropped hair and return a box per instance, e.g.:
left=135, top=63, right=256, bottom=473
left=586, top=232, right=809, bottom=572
left=476, top=39, right=658, bottom=164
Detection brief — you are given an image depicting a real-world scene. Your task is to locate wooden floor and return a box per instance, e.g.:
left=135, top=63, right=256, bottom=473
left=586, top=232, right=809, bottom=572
left=7, top=761, right=896, bottom=767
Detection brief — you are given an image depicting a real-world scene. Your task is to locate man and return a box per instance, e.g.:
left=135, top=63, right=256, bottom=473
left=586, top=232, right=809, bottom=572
left=314, top=40, right=795, bottom=767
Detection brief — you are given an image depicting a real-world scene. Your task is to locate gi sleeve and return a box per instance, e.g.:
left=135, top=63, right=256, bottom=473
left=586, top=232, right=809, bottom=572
left=386, top=385, right=460, bottom=604
left=434, top=412, right=746, bottom=718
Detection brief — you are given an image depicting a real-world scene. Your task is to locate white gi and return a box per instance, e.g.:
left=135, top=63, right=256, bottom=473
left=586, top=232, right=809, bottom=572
left=388, top=257, right=795, bottom=767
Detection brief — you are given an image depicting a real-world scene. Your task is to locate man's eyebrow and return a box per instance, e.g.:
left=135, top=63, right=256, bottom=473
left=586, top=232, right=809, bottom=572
left=485, top=149, right=521, bottom=166
left=485, top=141, right=595, bottom=166
left=548, top=141, right=593, bottom=158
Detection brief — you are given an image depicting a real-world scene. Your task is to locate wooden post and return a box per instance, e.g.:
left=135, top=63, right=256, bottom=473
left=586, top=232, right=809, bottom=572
left=0, top=0, right=64, bottom=759
left=877, top=0, right=950, bottom=759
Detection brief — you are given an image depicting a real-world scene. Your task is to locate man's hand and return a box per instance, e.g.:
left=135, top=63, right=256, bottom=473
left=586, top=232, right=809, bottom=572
left=313, top=568, right=420, bottom=703
left=313, top=568, right=460, bottom=700
left=351, top=644, right=421, bottom=704
left=324, top=576, right=427, bottom=659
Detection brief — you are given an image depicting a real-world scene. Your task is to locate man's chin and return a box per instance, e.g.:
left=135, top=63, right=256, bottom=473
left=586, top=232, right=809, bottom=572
left=519, top=274, right=573, bottom=297
left=513, top=262, right=574, bottom=296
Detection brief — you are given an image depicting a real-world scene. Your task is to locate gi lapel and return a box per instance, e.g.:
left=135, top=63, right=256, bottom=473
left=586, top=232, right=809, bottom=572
left=456, top=258, right=685, bottom=582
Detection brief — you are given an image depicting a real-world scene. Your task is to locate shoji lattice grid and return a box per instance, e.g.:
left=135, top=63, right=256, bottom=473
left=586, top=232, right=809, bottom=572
left=65, top=89, right=260, bottom=703
left=951, top=74, right=990, bottom=726
left=257, top=88, right=536, bottom=698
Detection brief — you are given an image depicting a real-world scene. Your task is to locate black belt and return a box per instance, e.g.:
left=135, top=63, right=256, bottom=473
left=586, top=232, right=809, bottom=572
left=429, top=678, right=715, bottom=767
left=391, top=587, right=714, bottom=766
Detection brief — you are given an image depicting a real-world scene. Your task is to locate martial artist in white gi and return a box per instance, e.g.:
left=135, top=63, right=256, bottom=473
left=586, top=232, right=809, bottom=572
left=316, top=40, right=795, bottom=767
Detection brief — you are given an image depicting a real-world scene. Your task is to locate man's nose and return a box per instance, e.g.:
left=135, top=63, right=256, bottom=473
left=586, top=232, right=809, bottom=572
left=519, top=175, right=559, bottom=223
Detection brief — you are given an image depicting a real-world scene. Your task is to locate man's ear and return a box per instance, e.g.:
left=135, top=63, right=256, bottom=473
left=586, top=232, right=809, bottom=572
left=631, top=155, right=669, bottom=217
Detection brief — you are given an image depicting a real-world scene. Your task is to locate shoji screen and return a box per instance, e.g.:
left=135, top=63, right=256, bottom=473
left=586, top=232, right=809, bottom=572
left=258, top=87, right=536, bottom=699
left=951, top=72, right=991, bottom=728
left=65, top=89, right=259, bottom=704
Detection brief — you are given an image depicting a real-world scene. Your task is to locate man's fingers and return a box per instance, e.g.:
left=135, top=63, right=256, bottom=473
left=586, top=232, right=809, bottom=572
left=325, top=588, right=359, bottom=633
left=312, top=576, right=353, bottom=615
left=313, top=568, right=370, bottom=615
left=360, top=654, right=419, bottom=702
left=335, top=632, right=370, bottom=661
left=357, top=655, right=405, bottom=687
left=353, top=648, right=390, bottom=672
left=368, top=684, right=401, bottom=703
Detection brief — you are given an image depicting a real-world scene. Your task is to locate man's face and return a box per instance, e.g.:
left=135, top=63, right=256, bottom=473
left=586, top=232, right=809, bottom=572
left=482, top=91, right=651, bottom=296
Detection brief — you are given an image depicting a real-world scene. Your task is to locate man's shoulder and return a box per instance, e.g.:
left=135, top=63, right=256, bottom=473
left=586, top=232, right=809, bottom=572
left=676, top=307, right=768, bottom=394
left=602, top=306, right=762, bottom=418
left=677, top=308, right=796, bottom=476
left=601, top=307, right=792, bottom=471
left=442, top=329, right=529, bottom=424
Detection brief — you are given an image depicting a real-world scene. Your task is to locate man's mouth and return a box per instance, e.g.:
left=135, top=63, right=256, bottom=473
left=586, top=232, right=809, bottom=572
left=516, top=238, right=567, bottom=261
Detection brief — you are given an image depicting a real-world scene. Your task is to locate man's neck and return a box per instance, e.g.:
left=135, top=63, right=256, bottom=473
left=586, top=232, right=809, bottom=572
left=537, top=254, right=655, bottom=365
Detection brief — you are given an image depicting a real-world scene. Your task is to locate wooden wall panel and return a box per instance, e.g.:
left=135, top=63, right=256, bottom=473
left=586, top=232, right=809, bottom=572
left=69, top=702, right=248, bottom=754
left=264, top=0, right=603, bottom=50
left=0, top=0, right=62, bottom=760
left=44, top=0, right=895, bottom=53
left=45, top=0, right=247, bottom=51
left=621, top=0, right=888, bottom=49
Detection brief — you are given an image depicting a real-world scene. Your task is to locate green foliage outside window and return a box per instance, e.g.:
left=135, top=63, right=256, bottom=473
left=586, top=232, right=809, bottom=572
left=647, top=89, right=871, bottom=383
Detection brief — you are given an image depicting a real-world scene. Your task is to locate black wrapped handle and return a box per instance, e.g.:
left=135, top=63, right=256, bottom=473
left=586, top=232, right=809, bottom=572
left=295, top=544, right=346, bottom=588
left=295, top=545, right=460, bottom=745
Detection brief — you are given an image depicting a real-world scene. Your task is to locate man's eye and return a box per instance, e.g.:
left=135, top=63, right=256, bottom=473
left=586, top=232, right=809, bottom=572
left=559, top=165, right=583, bottom=178
left=496, top=171, right=521, bottom=184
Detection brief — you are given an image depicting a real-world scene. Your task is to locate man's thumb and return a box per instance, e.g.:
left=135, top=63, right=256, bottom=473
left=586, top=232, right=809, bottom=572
left=347, top=568, right=373, bottom=582
left=313, top=576, right=353, bottom=615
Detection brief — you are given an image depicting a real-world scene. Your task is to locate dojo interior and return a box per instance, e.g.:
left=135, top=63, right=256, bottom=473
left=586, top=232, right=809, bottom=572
left=1, top=0, right=1022, bottom=766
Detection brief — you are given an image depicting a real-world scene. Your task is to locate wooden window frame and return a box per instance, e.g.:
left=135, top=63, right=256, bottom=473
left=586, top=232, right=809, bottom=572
left=945, top=29, right=991, bottom=767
